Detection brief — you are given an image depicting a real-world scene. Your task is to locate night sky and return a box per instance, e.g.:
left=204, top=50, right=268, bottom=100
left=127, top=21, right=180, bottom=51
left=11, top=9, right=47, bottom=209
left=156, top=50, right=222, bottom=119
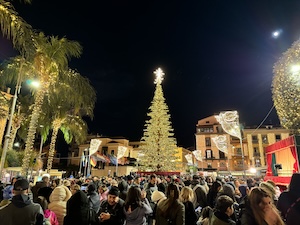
left=5, top=0, right=300, bottom=147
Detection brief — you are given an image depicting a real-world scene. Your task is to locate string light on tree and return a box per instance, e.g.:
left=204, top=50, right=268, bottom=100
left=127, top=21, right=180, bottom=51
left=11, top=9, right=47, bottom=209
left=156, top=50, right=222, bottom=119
left=139, top=68, right=178, bottom=172
left=273, top=39, right=300, bottom=133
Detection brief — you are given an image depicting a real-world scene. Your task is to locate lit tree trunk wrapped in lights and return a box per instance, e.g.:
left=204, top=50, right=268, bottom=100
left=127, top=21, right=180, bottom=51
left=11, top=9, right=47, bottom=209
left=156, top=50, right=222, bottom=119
left=22, top=87, right=47, bottom=174
left=273, top=40, right=300, bottom=133
left=139, top=68, right=178, bottom=172
left=47, top=119, right=62, bottom=172
left=7, top=113, right=24, bottom=151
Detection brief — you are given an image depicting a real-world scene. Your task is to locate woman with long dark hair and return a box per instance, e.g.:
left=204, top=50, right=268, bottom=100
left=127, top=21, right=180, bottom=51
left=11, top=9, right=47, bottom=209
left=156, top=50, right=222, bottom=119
left=155, top=183, right=185, bottom=225
left=124, top=186, right=152, bottom=225
left=240, top=187, right=284, bottom=225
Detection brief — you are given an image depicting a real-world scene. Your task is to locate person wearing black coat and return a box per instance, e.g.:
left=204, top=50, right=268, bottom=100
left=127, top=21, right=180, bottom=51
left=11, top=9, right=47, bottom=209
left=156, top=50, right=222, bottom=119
left=277, top=173, right=300, bottom=225
left=64, top=190, right=92, bottom=225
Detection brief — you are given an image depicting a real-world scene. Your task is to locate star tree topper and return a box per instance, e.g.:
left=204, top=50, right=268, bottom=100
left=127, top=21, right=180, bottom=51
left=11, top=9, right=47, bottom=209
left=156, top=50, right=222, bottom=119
left=154, top=67, right=164, bottom=84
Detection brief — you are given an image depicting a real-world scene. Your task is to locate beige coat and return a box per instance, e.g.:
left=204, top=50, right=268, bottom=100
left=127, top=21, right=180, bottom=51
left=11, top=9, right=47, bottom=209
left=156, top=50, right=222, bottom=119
left=48, top=185, right=72, bottom=225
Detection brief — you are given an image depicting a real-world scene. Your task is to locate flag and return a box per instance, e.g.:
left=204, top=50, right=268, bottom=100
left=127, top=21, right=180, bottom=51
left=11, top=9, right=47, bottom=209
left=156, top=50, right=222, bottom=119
left=90, top=155, right=97, bottom=167
left=108, top=154, right=117, bottom=165
left=95, top=153, right=107, bottom=162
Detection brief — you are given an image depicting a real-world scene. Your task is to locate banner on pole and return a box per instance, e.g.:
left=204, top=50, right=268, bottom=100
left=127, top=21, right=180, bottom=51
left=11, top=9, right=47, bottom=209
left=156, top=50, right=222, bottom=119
left=185, top=153, right=193, bottom=165
left=89, top=139, right=102, bottom=155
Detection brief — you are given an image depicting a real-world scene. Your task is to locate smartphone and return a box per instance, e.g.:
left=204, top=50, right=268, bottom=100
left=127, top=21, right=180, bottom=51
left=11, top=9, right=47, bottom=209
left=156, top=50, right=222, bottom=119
left=81, top=186, right=87, bottom=191
left=195, top=206, right=202, bottom=212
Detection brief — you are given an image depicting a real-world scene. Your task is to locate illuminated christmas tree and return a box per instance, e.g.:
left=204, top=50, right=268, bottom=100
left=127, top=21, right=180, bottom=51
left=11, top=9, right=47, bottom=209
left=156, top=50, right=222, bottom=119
left=273, top=39, right=300, bottom=133
left=139, top=68, right=178, bottom=171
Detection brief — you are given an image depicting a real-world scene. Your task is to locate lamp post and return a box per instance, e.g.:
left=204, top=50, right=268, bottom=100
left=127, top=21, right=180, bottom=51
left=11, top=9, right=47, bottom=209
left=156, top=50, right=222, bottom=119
left=215, top=111, right=245, bottom=177
left=0, top=80, right=21, bottom=176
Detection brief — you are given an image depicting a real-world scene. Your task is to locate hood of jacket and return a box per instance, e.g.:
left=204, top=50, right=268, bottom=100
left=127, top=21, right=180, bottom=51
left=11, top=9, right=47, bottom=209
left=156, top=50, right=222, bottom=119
left=50, top=185, right=72, bottom=203
left=12, top=194, right=32, bottom=208
left=124, top=204, right=143, bottom=221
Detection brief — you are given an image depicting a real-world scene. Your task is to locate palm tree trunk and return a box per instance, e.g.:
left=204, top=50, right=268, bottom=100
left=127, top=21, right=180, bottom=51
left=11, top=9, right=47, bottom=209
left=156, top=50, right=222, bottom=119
left=7, top=115, right=23, bottom=150
left=7, top=126, right=19, bottom=151
left=21, top=88, right=45, bottom=175
left=47, top=119, right=61, bottom=172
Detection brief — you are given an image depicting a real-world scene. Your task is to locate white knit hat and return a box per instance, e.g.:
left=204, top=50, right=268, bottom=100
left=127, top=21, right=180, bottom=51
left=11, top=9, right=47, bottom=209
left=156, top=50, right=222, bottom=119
left=151, top=190, right=166, bottom=203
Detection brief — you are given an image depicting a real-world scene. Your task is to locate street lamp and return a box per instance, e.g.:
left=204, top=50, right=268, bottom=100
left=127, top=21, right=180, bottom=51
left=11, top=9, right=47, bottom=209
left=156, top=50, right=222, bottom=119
left=0, top=79, right=40, bottom=177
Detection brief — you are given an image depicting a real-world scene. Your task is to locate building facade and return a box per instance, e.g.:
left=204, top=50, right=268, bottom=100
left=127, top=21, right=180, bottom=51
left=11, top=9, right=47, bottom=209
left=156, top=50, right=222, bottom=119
left=195, top=115, right=290, bottom=174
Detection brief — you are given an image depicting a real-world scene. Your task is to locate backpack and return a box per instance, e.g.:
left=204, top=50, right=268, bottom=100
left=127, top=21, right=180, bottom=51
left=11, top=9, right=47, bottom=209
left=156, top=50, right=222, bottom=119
left=88, top=197, right=99, bottom=225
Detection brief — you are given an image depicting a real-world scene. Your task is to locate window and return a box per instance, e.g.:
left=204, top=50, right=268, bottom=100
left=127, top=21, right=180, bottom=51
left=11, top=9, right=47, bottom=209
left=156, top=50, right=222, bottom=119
left=205, top=137, right=211, bottom=147
left=262, top=135, right=268, bottom=144
left=237, top=160, right=243, bottom=168
left=253, top=147, right=260, bottom=157
left=219, top=150, right=225, bottom=159
left=199, top=127, right=214, bottom=133
left=236, top=148, right=242, bottom=156
left=101, top=146, right=108, bottom=155
left=111, top=149, right=115, bottom=156
left=255, top=159, right=261, bottom=167
left=252, top=135, right=258, bottom=143
left=206, top=150, right=212, bottom=159
left=275, top=134, right=281, bottom=142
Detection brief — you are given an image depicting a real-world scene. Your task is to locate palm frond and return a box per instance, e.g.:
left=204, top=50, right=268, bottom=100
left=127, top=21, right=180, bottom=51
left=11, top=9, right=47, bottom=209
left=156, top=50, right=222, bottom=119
left=0, top=1, right=36, bottom=56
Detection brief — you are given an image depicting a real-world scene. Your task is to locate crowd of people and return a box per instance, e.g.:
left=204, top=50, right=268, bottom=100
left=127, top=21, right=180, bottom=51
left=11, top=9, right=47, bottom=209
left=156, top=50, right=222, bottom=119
left=0, top=171, right=299, bottom=225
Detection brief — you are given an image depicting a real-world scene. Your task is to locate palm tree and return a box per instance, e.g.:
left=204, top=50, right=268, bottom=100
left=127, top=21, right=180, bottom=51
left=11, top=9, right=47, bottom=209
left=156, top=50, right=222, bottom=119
left=41, top=69, right=96, bottom=171
left=21, top=34, right=82, bottom=174
left=0, top=93, right=9, bottom=119
left=7, top=94, right=33, bottom=151
left=0, top=0, right=35, bottom=57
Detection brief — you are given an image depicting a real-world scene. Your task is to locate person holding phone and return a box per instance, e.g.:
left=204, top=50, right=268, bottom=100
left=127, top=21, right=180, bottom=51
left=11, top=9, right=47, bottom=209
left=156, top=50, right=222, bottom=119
left=98, top=187, right=125, bottom=225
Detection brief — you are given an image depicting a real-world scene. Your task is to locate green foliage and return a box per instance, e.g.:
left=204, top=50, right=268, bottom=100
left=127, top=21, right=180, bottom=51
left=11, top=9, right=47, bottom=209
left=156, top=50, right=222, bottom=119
left=273, top=39, right=300, bottom=133
left=6, top=150, right=23, bottom=167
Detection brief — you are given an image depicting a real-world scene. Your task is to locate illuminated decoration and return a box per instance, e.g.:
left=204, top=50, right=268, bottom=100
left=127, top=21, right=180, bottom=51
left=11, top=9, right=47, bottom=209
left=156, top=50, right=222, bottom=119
left=212, top=135, right=228, bottom=154
left=89, top=139, right=102, bottom=155
left=21, top=36, right=82, bottom=175
left=117, top=146, right=127, bottom=159
left=139, top=68, right=178, bottom=171
left=215, top=110, right=245, bottom=176
left=273, top=39, right=300, bottom=133
left=215, top=111, right=241, bottom=139
left=192, top=150, right=202, bottom=162
left=185, top=153, right=193, bottom=165
left=154, top=67, right=164, bottom=84
left=115, top=146, right=127, bottom=176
